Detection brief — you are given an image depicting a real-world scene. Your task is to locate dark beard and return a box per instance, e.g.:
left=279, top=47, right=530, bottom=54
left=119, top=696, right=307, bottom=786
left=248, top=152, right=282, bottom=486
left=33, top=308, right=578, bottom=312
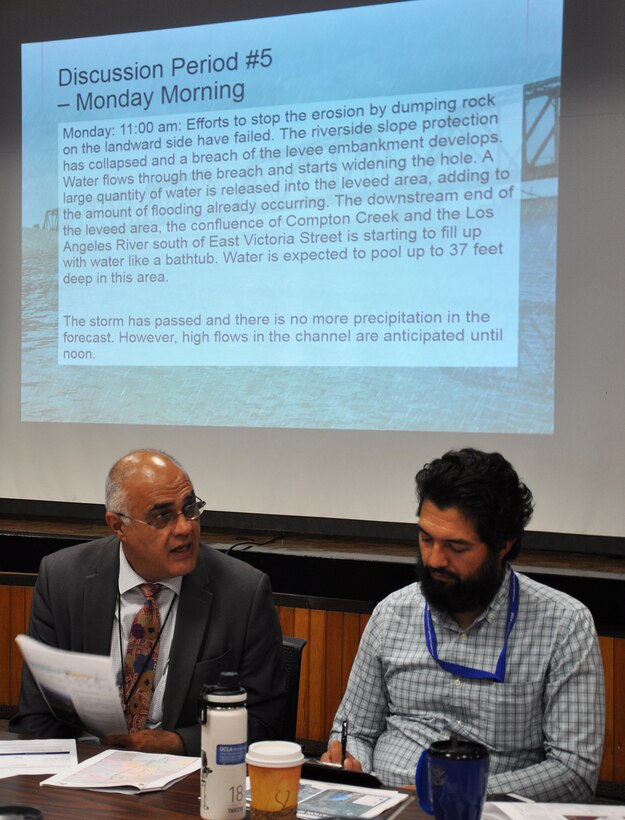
left=416, top=550, right=505, bottom=617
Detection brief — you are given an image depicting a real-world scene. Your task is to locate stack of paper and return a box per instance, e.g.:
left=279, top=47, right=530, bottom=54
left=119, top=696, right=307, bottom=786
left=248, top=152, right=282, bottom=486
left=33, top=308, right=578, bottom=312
left=484, top=804, right=625, bottom=820
left=0, top=739, right=77, bottom=779
left=41, top=749, right=200, bottom=794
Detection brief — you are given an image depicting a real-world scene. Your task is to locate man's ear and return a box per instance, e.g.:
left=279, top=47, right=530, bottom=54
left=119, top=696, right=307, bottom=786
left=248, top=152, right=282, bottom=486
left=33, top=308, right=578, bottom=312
left=105, top=511, right=124, bottom=540
left=499, top=539, right=515, bottom=560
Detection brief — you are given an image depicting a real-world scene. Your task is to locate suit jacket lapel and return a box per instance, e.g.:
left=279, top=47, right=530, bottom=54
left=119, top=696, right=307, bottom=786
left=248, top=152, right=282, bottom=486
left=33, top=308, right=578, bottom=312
left=162, top=552, right=213, bottom=728
left=83, top=538, right=119, bottom=655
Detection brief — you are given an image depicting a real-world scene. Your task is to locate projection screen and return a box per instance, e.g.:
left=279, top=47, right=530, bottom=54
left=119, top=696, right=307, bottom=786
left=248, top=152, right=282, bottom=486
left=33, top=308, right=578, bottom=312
left=1, top=0, right=624, bottom=545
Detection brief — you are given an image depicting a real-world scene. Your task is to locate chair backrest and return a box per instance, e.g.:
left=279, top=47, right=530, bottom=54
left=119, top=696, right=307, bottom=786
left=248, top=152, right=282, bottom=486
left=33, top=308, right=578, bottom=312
left=281, top=636, right=307, bottom=742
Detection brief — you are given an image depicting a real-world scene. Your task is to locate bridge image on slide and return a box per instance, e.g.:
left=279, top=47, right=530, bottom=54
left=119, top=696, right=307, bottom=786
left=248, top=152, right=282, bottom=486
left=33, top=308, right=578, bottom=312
left=42, top=208, right=58, bottom=231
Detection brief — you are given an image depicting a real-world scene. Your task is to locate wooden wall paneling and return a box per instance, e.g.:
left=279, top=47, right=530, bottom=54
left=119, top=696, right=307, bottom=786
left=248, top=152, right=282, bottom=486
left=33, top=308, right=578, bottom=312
left=308, top=610, right=327, bottom=741
left=324, top=610, right=344, bottom=739
left=599, top=636, right=614, bottom=781
left=277, top=606, right=295, bottom=640
left=2, top=586, right=31, bottom=705
left=0, top=587, right=11, bottom=704
left=613, top=637, right=625, bottom=781
left=276, top=605, right=369, bottom=744
left=341, top=613, right=361, bottom=694
left=9, top=587, right=30, bottom=702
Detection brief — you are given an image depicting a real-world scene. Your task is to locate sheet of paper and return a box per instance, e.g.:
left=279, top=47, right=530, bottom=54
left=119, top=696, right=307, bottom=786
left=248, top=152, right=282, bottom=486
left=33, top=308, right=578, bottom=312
left=246, top=777, right=409, bottom=819
left=484, top=803, right=625, bottom=820
left=0, top=739, right=78, bottom=778
left=297, top=780, right=408, bottom=819
left=15, top=634, right=127, bottom=737
left=41, top=748, right=201, bottom=793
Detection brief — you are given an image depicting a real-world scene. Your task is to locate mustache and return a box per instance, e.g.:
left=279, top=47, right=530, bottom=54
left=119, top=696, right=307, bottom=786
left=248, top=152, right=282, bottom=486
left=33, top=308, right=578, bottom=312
left=427, top=567, right=459, bottom=582
left=415, top=557, right=459, bottom=583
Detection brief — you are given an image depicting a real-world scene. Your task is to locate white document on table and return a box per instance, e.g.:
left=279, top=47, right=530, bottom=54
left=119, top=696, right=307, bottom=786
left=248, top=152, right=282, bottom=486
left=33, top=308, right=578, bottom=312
left=0, top=738, right=78, bottom=779
left=296, top=779, right=409, bottom=818
left=483, top=804, right=625, bottom=820
left=41, top=749, right=200, bottom=794
left=246, top=777, right=409, bottom=819
left=15, top=634, right=127, bottom=738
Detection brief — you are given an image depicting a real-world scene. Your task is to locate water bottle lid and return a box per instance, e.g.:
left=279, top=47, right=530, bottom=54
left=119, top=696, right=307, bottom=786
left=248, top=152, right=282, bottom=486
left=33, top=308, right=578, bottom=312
left=201, top=671, right=247, bottom=704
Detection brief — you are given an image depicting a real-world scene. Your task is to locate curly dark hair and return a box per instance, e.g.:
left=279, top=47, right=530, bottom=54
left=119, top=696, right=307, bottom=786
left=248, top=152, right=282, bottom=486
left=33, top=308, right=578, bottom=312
left=415, top=448, right=534, bottom=561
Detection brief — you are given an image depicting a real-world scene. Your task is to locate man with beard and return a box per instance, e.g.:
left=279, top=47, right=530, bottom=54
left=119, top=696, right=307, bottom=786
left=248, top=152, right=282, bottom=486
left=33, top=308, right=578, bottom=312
left=321, top=449, right=604, bottom=801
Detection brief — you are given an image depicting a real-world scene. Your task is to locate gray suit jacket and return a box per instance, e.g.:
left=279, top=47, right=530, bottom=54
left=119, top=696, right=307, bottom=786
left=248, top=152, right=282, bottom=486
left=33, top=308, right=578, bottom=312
left=10, top=535, right=286, bottom=755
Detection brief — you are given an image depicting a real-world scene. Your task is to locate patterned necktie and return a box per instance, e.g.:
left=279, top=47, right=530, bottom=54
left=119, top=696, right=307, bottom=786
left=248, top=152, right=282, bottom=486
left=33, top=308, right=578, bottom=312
left=122, top=582, right=162, bottom=732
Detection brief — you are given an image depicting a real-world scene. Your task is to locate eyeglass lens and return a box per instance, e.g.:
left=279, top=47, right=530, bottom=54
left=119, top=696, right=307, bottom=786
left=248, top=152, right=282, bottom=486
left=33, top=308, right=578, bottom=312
left=152, top=499, right=204, bottom=529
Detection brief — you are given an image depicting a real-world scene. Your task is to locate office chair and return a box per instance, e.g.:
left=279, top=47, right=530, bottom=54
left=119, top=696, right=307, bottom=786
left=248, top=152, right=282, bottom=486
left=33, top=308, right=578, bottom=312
left=281, top=636, right=307, bottom=742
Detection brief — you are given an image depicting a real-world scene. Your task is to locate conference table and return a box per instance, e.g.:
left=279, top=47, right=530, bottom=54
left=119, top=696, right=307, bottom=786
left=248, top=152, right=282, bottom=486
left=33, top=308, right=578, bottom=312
left=0, top=733, right=421, bottom=820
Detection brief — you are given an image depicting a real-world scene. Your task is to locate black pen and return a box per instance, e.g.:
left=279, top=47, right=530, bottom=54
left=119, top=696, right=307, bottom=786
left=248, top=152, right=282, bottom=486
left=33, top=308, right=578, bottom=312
left=341, top=719, right=349, bottom=766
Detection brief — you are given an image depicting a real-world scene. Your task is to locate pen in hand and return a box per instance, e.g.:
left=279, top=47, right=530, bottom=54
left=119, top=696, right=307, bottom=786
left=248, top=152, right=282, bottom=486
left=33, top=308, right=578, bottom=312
left=341, top=719, right=349, bottom=767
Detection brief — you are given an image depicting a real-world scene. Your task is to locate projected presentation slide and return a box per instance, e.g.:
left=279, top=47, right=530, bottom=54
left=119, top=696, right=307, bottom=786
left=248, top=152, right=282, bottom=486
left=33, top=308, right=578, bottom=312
left=22, top=0, right=563, bottom=431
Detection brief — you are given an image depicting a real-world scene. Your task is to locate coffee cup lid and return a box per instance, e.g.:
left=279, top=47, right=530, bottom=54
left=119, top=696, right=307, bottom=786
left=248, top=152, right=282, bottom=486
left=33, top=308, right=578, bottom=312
left=429, top=740, right=489, bottom=760
left=246, top=741, right=305, bottom=768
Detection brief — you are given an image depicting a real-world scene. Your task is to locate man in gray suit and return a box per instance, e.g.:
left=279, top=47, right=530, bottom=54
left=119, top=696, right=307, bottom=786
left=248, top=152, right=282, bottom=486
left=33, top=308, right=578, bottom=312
left=10, top=449, right=286, bottom=756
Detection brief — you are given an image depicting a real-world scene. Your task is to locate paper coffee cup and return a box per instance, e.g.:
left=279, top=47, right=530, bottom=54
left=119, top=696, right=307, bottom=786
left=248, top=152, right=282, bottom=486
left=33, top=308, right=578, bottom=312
left=246, top=741, right=304, bottom=820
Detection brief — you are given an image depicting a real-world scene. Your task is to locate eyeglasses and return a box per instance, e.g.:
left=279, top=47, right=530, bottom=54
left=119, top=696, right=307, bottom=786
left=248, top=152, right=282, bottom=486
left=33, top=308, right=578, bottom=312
left=113, top=497, right=206, bottom=530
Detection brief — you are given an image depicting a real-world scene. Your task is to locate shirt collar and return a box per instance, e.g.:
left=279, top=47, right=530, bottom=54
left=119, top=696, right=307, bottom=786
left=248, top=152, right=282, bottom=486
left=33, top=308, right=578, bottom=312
left=117, top=544, right=183, bottom=597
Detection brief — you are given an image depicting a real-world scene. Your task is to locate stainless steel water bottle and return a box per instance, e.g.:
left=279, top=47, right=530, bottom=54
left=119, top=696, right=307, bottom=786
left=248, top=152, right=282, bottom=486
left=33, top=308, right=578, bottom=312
left=199, top=671, right=247, bottom=820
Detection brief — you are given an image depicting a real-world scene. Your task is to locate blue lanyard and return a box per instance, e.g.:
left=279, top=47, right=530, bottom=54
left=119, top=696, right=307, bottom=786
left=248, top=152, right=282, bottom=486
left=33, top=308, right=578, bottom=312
left=423, top=570, right=519, bottom=682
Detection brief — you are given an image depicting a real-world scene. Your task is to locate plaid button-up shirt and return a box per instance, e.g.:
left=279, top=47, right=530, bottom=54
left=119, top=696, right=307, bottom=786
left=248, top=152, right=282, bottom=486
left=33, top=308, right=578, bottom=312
left=329, top=565, right=605, bottom=801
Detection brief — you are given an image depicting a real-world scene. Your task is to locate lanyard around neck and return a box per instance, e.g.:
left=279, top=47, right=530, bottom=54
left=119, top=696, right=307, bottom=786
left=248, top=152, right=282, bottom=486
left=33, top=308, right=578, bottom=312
left=423, top=569, right=519, bottom=683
